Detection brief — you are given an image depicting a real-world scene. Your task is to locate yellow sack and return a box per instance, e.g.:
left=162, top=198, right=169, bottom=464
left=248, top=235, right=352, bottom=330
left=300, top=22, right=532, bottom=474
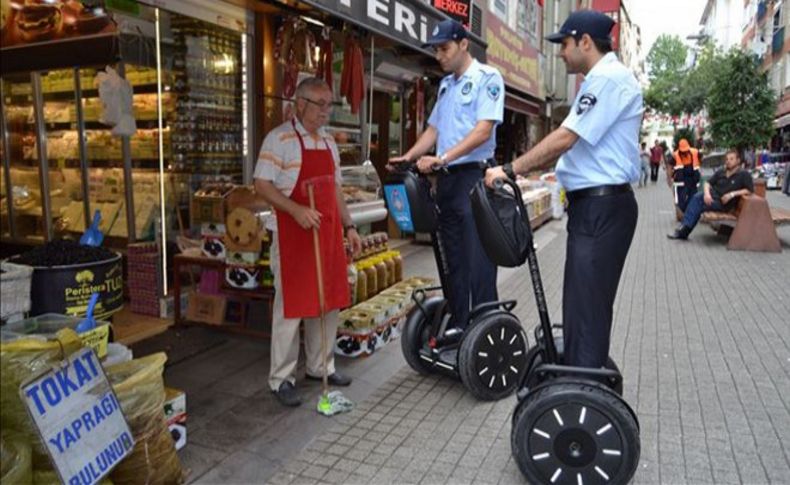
left=1, top=432, right=32, bottom=485
left=0, top=329, right=84, bottom=469
left=105, top=353, right=183, bottom=485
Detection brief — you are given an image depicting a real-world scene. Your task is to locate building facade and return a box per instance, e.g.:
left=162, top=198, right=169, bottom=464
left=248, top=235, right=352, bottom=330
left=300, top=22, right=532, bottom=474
left=741, top=0, right=790, bottom=149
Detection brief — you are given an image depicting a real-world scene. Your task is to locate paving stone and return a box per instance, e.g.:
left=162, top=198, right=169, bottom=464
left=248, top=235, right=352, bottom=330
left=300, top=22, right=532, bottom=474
left=182, top=187, right=790, bottom=484
left=299, top=464, right=328, bottom=480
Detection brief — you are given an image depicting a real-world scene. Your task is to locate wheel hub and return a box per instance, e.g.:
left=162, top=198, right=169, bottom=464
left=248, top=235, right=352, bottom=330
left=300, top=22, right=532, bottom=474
left=554, top=429, right=597, bottom=467
left=472, top=322, right=527, bottom=391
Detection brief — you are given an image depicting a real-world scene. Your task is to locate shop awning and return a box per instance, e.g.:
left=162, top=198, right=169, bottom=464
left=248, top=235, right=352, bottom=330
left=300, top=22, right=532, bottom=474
left=505, top=91, right=542, bottom=117
left=774, top=113, right=790, bottom=129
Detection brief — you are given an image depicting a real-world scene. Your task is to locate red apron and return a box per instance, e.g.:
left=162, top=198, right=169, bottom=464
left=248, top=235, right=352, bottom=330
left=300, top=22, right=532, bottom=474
left=276, top=120, right=349, bottom=318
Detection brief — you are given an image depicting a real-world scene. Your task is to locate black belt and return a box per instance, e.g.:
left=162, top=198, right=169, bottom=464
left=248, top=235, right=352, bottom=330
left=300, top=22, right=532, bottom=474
left=445, top=161, right=490, bottom=174
left=566, top=184, right=632, bottom=203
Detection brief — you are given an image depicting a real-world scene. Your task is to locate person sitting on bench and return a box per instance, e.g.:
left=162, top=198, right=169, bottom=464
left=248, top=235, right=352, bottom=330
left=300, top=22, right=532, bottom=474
left=668, top=149, right=754, bottom=240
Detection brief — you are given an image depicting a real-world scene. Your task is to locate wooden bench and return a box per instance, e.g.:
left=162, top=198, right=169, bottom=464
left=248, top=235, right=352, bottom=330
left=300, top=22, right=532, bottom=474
left=700, top=195, right=790, bottom=252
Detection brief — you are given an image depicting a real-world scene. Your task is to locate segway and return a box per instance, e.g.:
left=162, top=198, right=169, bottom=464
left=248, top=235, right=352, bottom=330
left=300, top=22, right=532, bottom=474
left=383, top=164, right=529, bottom=401
left=470, top=178, right=640, bottom=484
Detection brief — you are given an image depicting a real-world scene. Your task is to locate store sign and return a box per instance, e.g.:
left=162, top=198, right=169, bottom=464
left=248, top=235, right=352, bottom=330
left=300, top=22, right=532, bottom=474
left=433, top=0, right=471, bottom=28
left=485, top=11, right=541, bottom=98
left=21, top=348, right=134, bottom=485
left=301, top=0, right=485, bottom=59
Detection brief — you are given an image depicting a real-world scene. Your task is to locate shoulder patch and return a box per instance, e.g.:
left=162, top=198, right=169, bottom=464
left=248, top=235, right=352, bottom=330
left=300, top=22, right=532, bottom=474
left=576, top=93, right=597, bottom=115
left=439, top=85, right=447, bottom=97
left=461, top=81, right=473, bottom=95
left=486, top=84, right=501, bottom=100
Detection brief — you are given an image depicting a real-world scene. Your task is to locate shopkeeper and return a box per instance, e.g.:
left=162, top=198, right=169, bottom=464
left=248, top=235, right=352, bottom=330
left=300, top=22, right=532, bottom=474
left=485, top=10, right=642, bottom=369
left=254, top=77, right=363, bottom=408
left=390, top=19, right=504, bottom=329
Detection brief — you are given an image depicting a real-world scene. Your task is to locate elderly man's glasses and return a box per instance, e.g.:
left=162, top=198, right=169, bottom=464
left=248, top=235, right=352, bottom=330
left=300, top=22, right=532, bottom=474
left=300, top=97, right=333, bottom=111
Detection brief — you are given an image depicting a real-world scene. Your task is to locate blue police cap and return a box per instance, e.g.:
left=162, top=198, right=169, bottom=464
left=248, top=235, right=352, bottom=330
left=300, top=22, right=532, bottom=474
left=545, top=10, right=615, bottom=43
left=423, top=19, right=467, bottom=47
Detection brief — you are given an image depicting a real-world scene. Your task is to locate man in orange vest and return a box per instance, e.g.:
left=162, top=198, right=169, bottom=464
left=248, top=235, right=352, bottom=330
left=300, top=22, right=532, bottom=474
left=670, top=138, right=701, bottom=211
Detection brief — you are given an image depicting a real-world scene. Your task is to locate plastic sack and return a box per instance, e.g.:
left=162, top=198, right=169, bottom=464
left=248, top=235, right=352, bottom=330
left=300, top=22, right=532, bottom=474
left=102, top=343, right=133, bottom=368
left=0, top=329, right=84, bottom=469
left=105, top=353, right=183, bottom=485
left=1, top=432, right=32, bottom=485
left=33, top=468, right=113, bottom=485
left=96, top=66, right=136, bottom=137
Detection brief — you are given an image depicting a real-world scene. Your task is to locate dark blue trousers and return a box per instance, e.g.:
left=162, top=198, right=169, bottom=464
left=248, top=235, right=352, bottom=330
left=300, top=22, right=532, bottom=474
left=563, top=191, right=638, bottom=368
left=677, top=166, right=700, bottom=212
left=681, top=192, right=725, bottom=232
left=435, top=169, right=498, bottom=328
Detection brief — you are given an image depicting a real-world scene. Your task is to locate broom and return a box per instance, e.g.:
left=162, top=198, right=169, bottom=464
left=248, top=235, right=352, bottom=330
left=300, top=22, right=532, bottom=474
left=307, top=184, right=354, bottom=416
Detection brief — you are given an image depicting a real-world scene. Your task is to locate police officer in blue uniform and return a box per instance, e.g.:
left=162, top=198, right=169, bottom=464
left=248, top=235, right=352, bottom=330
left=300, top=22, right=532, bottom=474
left=390, top=19, right=505, bottom=329
left=486, top=10, right=642, bottom=369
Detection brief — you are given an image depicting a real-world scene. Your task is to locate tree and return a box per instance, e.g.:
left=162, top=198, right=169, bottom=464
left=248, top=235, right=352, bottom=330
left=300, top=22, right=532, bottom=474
left=644, top=35, right=688, bottom=116
left=683, top=41, right=725, bottom=114
left=707, top=49, right=776, bottom=154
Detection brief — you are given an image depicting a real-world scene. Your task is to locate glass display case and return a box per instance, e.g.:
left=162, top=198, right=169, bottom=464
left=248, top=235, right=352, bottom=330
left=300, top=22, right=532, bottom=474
left=0, top=2, right=249, bottom=248
left=340, top=163, right=387, bottom=227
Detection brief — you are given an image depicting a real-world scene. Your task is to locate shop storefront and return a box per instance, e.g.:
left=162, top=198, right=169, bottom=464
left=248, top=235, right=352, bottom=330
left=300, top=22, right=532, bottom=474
left=1, top=0, right=256, bottom=325
left=257, top=0, right=488, bottom=235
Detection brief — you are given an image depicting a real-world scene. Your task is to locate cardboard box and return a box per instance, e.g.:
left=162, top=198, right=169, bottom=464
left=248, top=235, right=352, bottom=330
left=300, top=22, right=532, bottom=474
left=164, top=387, right=187, bottom=451
left=185, top=293, right=227, bottom=325
left=159, top=291, right=191, bottom=319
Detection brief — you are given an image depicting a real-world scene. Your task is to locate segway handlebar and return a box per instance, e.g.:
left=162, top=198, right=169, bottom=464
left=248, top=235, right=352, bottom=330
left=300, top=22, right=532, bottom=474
left=484, top=174, right=559, bottom=365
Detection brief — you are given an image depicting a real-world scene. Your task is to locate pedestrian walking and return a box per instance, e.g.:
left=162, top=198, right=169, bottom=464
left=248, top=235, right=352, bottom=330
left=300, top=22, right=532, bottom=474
left=670, top=138, right=701, bottom=212
left=650, top=139, right=663, bottom=182
left=486, top=9, right=641, bottom=368
left=639, top=141, right=650, bottom=187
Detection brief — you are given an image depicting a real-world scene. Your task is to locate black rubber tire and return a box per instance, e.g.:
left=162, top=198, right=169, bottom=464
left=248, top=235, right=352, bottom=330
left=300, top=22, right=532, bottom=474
left=521, top=338, right=625, bottom=396
left=511, top=382, right=640, bottom=485
left=401, top=296, right=445, bottom=375
left=458, top=312, right=528, bottom=401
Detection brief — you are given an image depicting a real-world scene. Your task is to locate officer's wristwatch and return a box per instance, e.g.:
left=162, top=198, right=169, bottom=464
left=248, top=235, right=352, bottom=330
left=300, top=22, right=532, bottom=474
left=502, top=162, right=517, bottom=181
left=438, top=153, right=449, bottom=165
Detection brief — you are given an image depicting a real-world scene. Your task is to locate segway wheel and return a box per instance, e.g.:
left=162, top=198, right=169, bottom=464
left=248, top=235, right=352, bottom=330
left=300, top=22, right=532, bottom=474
left=401, top=296, right=444, bottom=375
left=511, top=382, right=640, bottom=485
left=522, top=340, right=625, bottom=396
left=458, top=312, right=528, bottom=401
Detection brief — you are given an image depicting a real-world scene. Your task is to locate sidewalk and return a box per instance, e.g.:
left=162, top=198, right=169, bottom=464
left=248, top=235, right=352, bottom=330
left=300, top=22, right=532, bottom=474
left=171, top=180, right=790, bottom=484
left=264, top=181, right=790, bottom=485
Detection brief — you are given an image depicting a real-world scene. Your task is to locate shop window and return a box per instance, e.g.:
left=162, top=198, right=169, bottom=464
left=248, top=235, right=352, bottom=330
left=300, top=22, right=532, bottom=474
left=490, top=0, right=509, bottom=22
left=515, top=0, right=539, bottom=46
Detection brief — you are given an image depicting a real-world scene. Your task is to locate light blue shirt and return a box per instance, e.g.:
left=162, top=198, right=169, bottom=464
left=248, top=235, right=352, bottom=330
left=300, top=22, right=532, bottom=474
left=427, top=59, right=505, bottom=165
left=557, top=52, right=643, bottom=191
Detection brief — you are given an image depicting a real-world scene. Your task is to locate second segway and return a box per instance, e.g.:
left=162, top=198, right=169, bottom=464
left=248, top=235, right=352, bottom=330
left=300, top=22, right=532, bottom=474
left=383, top=165, right=528, bottom=401
left=470, top=178, right=640, bottom=484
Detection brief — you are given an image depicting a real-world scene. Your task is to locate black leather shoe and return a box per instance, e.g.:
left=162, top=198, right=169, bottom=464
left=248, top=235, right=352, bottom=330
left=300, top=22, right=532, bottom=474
left=667, top=225, right=691, bottom=240
left=306, top=372, right=352, bottom=386
left=272, top=381, right=302, bottom=407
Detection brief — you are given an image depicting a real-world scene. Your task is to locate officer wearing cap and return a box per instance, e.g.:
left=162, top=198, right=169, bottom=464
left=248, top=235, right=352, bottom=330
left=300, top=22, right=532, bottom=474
left=390, top=19, right=504, bottom=329
left=486, top=10, right=643, bottom=369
